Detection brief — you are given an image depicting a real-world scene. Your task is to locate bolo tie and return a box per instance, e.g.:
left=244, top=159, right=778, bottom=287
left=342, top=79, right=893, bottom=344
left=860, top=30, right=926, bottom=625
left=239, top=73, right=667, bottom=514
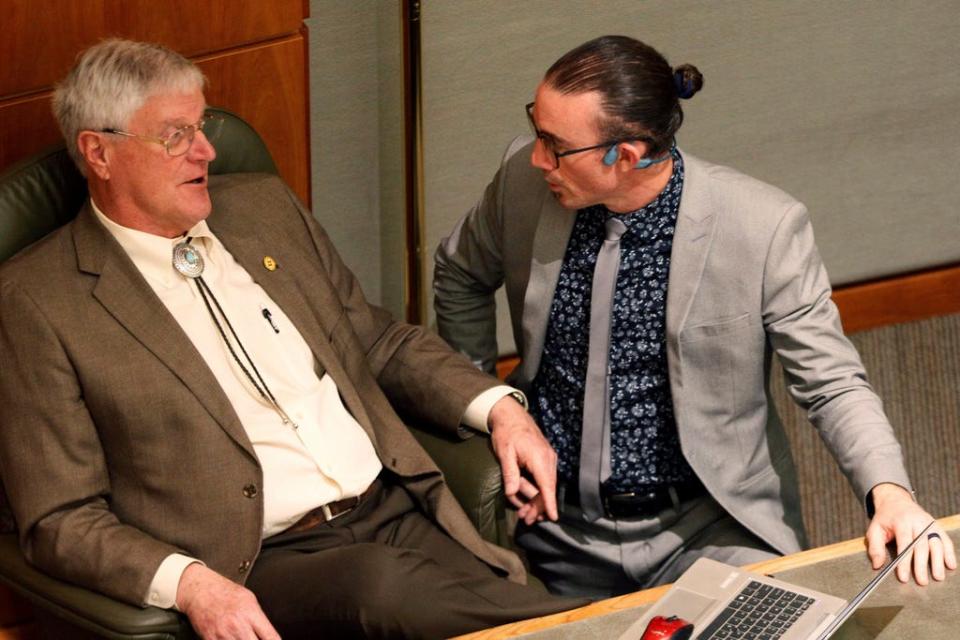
left=172, top=237, right=300, bottom=430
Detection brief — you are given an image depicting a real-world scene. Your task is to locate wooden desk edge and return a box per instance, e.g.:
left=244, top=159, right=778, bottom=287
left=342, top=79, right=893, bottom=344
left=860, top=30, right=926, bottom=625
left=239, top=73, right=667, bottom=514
left=454, top=514, right=960, bottom=639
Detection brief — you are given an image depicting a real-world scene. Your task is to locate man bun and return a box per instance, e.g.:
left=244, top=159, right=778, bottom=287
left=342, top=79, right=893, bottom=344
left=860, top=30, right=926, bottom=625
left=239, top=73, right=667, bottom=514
left=673, top=64, right=704, bottom=100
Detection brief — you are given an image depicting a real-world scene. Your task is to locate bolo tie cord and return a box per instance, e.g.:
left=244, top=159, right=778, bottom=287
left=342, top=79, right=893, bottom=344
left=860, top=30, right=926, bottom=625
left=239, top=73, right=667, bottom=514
left=178, top=238, right=299, bottom=429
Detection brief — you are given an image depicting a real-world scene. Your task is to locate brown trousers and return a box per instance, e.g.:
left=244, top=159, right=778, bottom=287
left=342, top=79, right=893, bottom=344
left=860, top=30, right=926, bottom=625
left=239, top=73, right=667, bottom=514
left=246, top=477, right=586, bottom=639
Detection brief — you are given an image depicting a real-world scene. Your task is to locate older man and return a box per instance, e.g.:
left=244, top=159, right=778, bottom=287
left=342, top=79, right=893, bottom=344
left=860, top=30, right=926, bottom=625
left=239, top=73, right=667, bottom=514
left=0, top=39, right=584, bottom=639
left=434, top=35, right=955, bottom=598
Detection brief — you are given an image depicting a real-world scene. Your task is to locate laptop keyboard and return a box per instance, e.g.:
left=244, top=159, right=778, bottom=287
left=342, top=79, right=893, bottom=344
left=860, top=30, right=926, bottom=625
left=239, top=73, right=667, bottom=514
left=698, top=580, right=816, bottom=639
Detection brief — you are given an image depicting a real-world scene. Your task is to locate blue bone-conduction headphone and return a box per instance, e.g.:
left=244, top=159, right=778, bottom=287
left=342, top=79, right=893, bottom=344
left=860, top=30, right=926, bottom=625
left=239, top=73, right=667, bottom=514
left=602, top=144, right=671, bottom=169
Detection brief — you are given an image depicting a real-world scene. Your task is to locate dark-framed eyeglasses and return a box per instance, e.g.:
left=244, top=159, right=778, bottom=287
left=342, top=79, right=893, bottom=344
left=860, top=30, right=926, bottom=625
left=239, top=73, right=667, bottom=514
left=525, top=102, right=622, bottom=170
left=99, top=113, right=224, bottom=157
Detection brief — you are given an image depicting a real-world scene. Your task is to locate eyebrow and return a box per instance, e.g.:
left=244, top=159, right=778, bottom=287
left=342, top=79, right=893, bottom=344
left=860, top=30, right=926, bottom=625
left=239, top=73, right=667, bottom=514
left=160, top=108, right=209, bottom=130
left=540, top=128, right=569, bottom=148
left=530, top=109, right=569, bottom=147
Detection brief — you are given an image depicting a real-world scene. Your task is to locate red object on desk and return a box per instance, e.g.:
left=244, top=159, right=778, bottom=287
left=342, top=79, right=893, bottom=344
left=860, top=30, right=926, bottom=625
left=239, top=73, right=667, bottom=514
left=640, top=615, right=694, bottom=640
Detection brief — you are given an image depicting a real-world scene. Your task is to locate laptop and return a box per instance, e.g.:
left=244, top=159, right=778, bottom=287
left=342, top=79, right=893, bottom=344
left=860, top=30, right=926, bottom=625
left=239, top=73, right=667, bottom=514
left=617, top=520, right=934, bottom=640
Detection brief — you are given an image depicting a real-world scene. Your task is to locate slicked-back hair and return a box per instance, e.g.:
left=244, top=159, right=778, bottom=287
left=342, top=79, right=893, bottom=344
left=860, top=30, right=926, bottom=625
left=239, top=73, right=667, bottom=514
left=544, top=35, right=702, bottom=157
left=52, top=38, right=206, bottom=174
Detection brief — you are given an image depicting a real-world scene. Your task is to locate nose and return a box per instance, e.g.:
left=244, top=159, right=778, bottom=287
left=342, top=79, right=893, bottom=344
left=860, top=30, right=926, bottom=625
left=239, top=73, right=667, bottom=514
left=529, top=138, right=554, bottom=172
left=189, top=130, right=217, bottom=162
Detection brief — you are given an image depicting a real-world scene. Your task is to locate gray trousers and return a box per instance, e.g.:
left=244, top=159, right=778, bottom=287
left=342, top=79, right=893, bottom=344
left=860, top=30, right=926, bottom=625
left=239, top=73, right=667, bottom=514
left=516, top=493, right=779, bottom=599
left=246, top=477, right=587, bottom=639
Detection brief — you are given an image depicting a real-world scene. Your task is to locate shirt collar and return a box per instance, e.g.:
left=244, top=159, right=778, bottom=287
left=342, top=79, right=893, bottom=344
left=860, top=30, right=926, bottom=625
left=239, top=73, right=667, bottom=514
left=597, top=150, right=685, bottom=232
left=90, top=198, right=215, bottom=289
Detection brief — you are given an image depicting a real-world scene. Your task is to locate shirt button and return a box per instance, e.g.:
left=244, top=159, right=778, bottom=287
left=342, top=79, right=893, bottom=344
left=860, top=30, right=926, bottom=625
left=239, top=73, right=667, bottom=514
left=243, top=484, right=258, bottom=498
left=238, top=560, right=251, bottom=574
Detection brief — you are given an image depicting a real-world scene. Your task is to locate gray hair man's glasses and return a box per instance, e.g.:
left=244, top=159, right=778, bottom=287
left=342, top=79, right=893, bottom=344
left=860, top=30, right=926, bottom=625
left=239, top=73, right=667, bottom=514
left=99, top=113, right=224, bottom=157
left=525, top=102, right=620, bottom=170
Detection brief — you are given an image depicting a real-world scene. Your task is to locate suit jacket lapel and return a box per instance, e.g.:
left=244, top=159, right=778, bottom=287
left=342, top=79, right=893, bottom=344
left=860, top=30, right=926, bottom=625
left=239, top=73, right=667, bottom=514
left=519, top=193, right=575, bottom=385
left=207, top=214, right=381, bottom=450
left=73, top=206, right=257, bottom=459
left=667, top=152, right=719, bottom=338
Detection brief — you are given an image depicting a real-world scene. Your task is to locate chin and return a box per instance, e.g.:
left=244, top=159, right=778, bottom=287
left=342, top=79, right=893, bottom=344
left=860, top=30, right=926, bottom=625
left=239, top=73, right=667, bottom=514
left=554, top=193, right=585, bottom=210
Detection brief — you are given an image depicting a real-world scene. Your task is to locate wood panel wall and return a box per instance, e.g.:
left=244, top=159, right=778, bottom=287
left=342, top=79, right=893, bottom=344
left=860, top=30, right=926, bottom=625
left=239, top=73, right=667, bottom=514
left=0, top=1, right=311, bottom=635
left=0, top=0, right=311, bottom=204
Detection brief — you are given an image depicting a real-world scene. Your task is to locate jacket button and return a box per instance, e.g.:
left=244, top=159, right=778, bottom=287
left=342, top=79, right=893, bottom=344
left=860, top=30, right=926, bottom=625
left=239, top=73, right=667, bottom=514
left=243, top=484, right=258, bottom=498
left=239, top=560, right=251, bottom=574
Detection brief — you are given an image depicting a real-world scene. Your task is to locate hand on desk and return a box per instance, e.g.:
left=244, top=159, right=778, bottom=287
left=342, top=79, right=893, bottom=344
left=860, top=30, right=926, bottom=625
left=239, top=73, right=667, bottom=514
left=866, top=483, right=957, bottom=585
left=488, top=394, right=558, bottom=525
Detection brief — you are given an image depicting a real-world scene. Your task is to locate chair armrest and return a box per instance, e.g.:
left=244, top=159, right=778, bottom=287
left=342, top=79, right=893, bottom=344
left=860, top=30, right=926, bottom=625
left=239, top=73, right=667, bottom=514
left=406, top=426, right=514, bottom=550
left=0, top=534, right=193, bottom=639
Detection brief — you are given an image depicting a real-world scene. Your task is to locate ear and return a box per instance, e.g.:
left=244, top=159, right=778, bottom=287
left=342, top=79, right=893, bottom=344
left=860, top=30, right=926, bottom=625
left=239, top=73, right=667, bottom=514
left=76, top=131, right=111, bottom=180
left=615, top=141, right=650, bottom=170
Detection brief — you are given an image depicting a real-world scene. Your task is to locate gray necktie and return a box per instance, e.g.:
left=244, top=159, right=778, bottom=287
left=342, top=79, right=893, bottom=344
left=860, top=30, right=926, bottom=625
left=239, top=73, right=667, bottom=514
left=579, top=217, right=627, bottom=522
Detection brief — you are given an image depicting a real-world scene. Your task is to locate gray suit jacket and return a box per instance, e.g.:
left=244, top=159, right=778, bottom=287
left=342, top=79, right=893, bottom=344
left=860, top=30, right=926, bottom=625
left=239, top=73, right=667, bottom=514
left=0, top=173, right=524, bottom=607
left=434, top=137, right=912, bottom=555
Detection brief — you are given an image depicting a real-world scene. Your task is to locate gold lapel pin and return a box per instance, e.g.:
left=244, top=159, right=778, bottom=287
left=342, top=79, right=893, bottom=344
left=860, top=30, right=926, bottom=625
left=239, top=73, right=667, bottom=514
left=263, top=256, right=278, bottom=271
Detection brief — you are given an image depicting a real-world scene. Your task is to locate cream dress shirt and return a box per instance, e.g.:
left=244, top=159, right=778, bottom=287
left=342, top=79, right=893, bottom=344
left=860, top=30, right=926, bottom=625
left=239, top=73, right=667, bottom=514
left=91, top=202, right=514, bottom=608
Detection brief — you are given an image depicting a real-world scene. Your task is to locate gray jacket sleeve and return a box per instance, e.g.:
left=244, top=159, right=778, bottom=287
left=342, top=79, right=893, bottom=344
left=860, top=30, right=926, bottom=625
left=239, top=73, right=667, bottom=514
left=761, top=202, right=912, bottom=506
left=433, top=137, right=532, bottom=375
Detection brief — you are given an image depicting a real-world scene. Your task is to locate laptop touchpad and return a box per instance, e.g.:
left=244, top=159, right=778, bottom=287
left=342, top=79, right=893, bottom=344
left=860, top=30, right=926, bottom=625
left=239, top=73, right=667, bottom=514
left=652, top=588, right=716, bottom=623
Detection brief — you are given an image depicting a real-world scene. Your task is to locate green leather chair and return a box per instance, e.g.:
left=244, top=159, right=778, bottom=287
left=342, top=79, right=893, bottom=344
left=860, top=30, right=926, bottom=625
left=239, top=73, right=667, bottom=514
left=0, top=108, right=507, bottom=638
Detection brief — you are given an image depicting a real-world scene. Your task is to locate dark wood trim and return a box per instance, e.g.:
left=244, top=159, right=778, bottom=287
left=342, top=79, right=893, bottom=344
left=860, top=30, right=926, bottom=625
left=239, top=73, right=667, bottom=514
left=493, top=263, right=960, bottom=378
left=833, top=263, right=960, bottom=334
left=298, top=23, right=312, bottom=209
left=401, top=0, right=424, bottom=324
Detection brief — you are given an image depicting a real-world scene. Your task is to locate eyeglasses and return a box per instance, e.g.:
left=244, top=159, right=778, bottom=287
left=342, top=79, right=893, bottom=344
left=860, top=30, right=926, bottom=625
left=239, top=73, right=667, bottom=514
left=99, top=113, right=224, bottom=157
left=525, top=102, right=622, bottom=169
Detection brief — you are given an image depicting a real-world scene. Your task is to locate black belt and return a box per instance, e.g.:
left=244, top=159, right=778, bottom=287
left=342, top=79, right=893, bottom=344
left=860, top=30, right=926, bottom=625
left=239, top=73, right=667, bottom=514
left=562, top=478, right=706, bottom=519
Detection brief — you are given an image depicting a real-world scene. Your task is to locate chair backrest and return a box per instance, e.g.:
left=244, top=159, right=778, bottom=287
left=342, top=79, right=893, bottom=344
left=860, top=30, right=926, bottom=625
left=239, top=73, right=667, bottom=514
left=0, top=106, right=278, bottom=263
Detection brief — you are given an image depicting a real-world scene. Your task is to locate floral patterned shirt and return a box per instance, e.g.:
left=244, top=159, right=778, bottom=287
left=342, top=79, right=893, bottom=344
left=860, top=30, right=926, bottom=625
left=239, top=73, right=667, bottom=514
left=530, top=152, right=697, bottom=492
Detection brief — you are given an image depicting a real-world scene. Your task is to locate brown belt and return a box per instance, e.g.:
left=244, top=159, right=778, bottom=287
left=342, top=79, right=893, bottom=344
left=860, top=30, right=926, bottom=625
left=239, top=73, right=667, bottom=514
left=283, top=482, right=378, bottom=534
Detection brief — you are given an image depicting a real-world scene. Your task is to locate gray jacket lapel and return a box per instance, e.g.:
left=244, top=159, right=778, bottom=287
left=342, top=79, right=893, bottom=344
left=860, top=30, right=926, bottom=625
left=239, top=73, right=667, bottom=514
left=73, top=207, right=257, bottom=460
left=666, top=152, right=719, bottom=339
left=518, top=194, right=574, bottom=385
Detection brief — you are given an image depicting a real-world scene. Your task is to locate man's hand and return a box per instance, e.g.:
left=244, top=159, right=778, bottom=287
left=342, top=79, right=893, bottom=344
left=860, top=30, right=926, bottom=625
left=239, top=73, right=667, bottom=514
left=176, top=563, right=280, bottom=640
left=865, top=483, right=957, bottom=585
left=488, top=394, right=559, bottom=524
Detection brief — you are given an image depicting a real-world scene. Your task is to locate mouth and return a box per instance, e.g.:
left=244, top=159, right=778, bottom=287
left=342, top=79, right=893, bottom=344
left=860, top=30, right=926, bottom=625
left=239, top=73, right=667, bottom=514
left=182, top=175, right=207, bottom=186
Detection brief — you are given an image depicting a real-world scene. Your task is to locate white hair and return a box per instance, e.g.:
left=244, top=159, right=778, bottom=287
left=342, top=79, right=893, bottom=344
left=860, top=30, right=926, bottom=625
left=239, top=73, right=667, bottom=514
left=52, top=38, right=206, bottom=173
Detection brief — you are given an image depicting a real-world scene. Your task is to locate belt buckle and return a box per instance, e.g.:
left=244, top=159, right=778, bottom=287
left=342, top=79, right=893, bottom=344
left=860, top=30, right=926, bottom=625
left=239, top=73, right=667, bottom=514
left=320, top=503, right=335, bottom=522
left=602, top=491, right=636, bottom=519
left=603, top=487, right=682, bottom=519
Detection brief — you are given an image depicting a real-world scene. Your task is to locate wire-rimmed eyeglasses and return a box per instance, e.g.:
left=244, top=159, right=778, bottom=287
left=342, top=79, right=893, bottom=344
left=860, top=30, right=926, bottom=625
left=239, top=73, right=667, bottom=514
left=99, top=113, right=224, bottom=157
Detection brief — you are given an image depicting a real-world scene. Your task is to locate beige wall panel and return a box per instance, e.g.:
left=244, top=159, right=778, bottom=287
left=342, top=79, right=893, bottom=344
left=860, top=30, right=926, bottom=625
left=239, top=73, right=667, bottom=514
left=420, top=1, right=960, bottom=353
left=307, top=0, right=407, bottom=315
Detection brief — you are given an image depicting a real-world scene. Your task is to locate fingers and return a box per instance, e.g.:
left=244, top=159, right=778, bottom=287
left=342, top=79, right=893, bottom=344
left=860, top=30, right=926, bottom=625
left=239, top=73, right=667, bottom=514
left=926, top=529, right=957, bottom=582
left=508, top=476, right=538, bottom=512
left=488, top=408, right=560, bottom=521
left=252, top=615, right=281, bottom=640
left=516, top=478, right=546, bottom=525
left=928, top=534, right=946, bottom=582
left=944, top=532, right=958, bottom=570
left=894, top=523, right=917, bottom=583
left=498, top=443, right=522, bottom=502
left=524, top=456, right=558, bottom=521
left=517, top=476, right=540, bottom=501
left=864, top=521, right=890, bottom=571
left=911, top=531, right=930, bottom=586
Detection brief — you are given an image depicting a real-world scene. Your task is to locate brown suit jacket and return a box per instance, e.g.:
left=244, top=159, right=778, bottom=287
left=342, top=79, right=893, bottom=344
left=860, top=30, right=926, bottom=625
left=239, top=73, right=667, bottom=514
left=0, top=173, right=523, bottom=606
